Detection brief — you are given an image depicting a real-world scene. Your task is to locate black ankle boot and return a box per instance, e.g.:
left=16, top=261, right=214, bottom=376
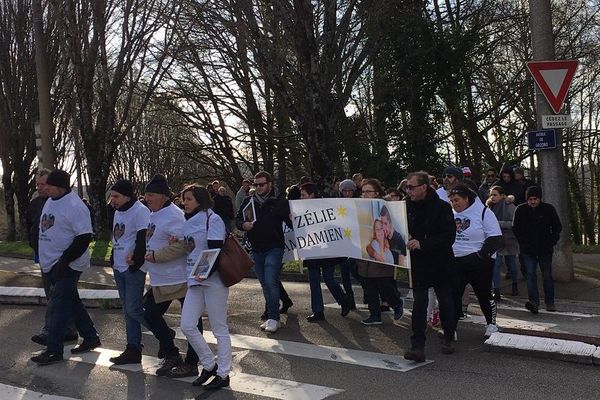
left=110, top=345, right=142, bottom=365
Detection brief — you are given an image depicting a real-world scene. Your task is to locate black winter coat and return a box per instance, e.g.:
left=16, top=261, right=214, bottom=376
left=513, top=202, right=562, bottom=256
left=235, top=191, right=292, bottom=252
left=406, top=188, right=456, bottom=288
left=26, top=196, right=48, bottom=251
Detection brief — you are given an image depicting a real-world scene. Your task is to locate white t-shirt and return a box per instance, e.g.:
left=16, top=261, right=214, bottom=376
left=452, top=200, right=502, bottom=257
left=38, top=191, right=93, bottom=273
left=184, top=210, right=226, bottom=287
left=145, top=203, right=187, bottom=287
left=112, top=201, right=151, bottom=272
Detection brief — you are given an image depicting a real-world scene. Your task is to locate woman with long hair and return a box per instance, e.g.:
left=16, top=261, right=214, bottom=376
left=179, top=184, right=231, bottom=390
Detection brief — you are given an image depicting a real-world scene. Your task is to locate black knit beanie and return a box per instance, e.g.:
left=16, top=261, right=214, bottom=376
left=111, top=179, right=135, bottom=198
left=442, top=166, right=463, bottom=180
left=526, top=186, right=542, bottom=199
left=144, top=174, right=170, bottom=196
left=46, top=169, right=71, bottom=190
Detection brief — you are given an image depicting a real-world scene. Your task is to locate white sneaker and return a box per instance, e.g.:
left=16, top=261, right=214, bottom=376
left=264, top=319, right=280, bottom=333
left=484, top=324, right=499, bottom=337
left=259, top=321, right=268, bottom=330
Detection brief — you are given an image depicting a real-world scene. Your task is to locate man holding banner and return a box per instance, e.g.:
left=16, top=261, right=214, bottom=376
left=404, top=171, right=457, bottom=362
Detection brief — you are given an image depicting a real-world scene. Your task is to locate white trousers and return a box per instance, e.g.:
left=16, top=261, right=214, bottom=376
left=180, top=283, right=231, bottom=377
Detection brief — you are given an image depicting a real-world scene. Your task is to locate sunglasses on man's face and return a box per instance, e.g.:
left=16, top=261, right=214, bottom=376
left=253, top=182, right=268, bottom=188
left=487, top=174, right=496, bottom=178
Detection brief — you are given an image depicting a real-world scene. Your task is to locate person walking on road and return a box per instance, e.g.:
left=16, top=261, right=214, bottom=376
left=28, top=168, right=79, bottom=346
left=404, top=171, right=457, bottom=362
left=513, top=186, right=562, bottom=314
left=179, top=184, right=232, bottom=390
left=108, top=179, right=151, bottom=365
left=236, top=171, right=292, bottom=333
left=142, top=174, right=202, bottom=378
left=30, top=169, right=101, bottom=365
left=448, top=184, right=502, bottom=338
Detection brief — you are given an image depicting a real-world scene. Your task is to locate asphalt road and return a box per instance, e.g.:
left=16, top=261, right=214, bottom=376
left=0, top=280, right=598, bottom=400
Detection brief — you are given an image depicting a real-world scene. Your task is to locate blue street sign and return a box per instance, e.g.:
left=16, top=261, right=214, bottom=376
left=527, top=129, right=556, bottom=150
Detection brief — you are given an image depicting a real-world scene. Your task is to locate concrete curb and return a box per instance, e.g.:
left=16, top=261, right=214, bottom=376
left=485, top=332, right=600, bottom=366
left=0, top=286, right=122, bottom=309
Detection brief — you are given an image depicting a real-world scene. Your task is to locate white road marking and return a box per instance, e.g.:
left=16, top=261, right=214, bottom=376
left=0, top=383, right=79, bottom=400
left=0, top=286, right=119, bottom=300
left=62, top=345, right=343, bottom=400
left=143, top=328, right=431, bottom=372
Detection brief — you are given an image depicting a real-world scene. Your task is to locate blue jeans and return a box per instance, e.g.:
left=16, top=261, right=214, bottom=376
left=493, top=255, right=518, bottom=288
left=114, top=269, right=149, bottom=350
left=44, top=267, right=99, bottom=353
left=252, top=247, right=284, bottom=321
left=308, top=265, right=346, bottom=314
left=522, top=253, right=554, bottom=305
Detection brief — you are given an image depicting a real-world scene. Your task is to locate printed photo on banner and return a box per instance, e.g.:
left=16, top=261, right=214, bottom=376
left=287, top=198, right=410, bottom=273
left=189, top=248, right=221, bottom=279
left=243, top=198, right=256, bottom=223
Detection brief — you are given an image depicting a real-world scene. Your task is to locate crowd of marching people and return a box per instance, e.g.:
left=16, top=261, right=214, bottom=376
left=26, top=163, right=562, bottom=388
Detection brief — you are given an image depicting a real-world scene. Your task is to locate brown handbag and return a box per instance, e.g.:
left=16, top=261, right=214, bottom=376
left=218, top=233, right=254, bottom=287
left=207, top=212, right=254, bottom=287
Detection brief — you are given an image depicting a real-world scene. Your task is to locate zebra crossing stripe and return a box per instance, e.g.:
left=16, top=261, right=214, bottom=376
left=143, top=328, right=432, bottom=372
left=0, top=383, right=79, bottom=400
left=64, top=345, right=343, bottom=400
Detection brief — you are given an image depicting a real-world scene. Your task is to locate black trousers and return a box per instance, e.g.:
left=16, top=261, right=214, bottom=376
left=411, top=282, right=455, bottom=349
left=453, top=254, right=497, bottom=325
left=365, top=277, right=400, bottom=318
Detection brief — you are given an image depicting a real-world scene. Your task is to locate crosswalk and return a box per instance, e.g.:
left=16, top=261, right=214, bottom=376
left=0, top=383, right=78, bottom=400
left=65, top=345, right=343, bottom=399
left=19, top=325, right=429, bottom=400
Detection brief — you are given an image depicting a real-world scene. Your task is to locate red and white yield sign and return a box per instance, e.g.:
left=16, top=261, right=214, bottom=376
left=526, top=60, right=579, bottom=114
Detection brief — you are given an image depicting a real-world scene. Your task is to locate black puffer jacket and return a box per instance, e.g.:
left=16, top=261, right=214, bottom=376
left=406, top=188, right=456, bottom=289
left=235, top=191, right=291, bottom=252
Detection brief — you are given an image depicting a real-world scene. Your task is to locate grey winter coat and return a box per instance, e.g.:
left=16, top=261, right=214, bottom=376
left=490, top=199, right=519, bottom=255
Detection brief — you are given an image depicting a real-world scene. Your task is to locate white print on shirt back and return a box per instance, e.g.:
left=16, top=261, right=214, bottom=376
left=38, top=191, right=93, bottom=273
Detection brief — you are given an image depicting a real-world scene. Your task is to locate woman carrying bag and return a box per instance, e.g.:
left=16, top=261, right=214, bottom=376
left=179, top=184, right=231, bottom=390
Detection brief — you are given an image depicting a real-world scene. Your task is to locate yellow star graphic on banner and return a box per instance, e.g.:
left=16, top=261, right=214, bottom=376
left=344, top=227, right=352, bottom=239
left=337, top=206, right=347, bottom=218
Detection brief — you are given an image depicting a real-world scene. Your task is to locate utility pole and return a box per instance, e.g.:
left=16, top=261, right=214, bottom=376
left=528, top=0, right=573, bottom=281
left=32, top=0, right=56, bottom=170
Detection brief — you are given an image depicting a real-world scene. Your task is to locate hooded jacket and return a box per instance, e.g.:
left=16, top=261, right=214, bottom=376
left=406, top=187, right=456, bottom=288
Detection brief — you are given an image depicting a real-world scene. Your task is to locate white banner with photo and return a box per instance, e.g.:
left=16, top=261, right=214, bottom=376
left=284, top=198, right=411, bottom=274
